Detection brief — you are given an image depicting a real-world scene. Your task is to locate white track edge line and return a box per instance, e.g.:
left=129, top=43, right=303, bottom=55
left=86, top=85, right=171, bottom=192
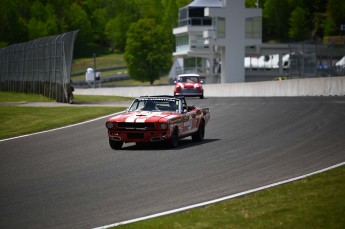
left=93, top=161, right=345, bottom=229
left=0, top=112, right=123, bottom=142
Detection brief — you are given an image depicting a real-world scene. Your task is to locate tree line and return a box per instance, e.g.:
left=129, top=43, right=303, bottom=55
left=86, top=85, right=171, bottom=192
left=1, top=0, right=344, bottom=55
left=0, top=0, right=190, bottom=57
left=255, top=0, right=345, bottom=42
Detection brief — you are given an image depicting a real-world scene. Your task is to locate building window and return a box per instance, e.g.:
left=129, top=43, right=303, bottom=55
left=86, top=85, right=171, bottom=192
left=184, top=57, right=202, bottom=73
left=190, top=34, right=204, bottom=49
left=175, top=34, right=189, bottom=52
left=216, top=17, right=225, bottom=38
left=245, top=16, right=262, bottom=39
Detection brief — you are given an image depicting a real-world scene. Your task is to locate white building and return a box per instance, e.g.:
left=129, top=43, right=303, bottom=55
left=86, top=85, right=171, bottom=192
left=172, top=0, right=262, bottom=83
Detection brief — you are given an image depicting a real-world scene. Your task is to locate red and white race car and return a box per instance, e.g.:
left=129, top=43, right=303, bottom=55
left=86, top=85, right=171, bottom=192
left=105, top=95, right=210, bottom=149
left=174, top=74, right=204, bottom=99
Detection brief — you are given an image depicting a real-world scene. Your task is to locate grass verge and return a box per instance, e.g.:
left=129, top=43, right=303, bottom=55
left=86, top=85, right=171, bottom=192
left=0, top=92, right=130, bottom=140
left=73, top=95, right=133, bottom=103
left=72, top=53, right=126, bottom=73
left=0, top=106, right=124, bottom=140
left=116, top=165, right=345, bottom=229
left=0, top=92, right=55, bottom=103
left=101, top=76, right=170, bottom=87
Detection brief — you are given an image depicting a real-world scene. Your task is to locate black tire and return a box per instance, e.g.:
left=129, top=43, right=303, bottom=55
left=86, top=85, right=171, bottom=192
left=169, top=127, right=179, bottom=148
left=109, top=139, right=123, bottom=150
left=192, top=120, right=205, bottom=141
left=199, top=94, right=204, bottom=99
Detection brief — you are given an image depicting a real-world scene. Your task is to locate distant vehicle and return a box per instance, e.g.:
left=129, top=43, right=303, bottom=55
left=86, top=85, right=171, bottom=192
left=105, top=95, right=210, bottom=149
left=174, top=74, right=204, bottom=99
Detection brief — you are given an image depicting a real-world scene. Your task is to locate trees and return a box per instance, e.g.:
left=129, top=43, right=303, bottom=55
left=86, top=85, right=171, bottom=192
left=124, top=19, right=172, bottom=85
left=1, top=0, right=344, bottom=53
left=263, top=0, right=290, bottom=41
left=289, top=7, right=309, bottom=41
left=0, top=0, right=28, bottom=46
left=27, top=1, right=59, bottom=40
left=63, top=3, right=93, bottom=56
left=104, top=0, right=140, bottom=52
left=324, top=0, right=345, bottom=36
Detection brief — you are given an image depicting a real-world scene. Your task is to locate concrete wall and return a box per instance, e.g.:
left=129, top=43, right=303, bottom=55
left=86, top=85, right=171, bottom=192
left=74, top=76, right=345, bottom=97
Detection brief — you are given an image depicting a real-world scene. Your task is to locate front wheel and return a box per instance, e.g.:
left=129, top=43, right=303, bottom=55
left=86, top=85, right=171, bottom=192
left=109, top=139, right=123, bottom=150
left=169, top=128, right=179, bottom=148
left=192, top=120, right=205, bottom=141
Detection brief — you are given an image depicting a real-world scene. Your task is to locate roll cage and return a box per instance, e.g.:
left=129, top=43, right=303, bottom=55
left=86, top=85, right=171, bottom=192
left=127, top=95, right=190, bottom=114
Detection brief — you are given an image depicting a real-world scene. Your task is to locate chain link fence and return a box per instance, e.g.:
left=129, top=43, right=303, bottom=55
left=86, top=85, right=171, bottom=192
left=289, top=40, right=345, bottom=78
left=288, top=40, right=318, bottom=78
left=0, top=31, right=78, bottom=102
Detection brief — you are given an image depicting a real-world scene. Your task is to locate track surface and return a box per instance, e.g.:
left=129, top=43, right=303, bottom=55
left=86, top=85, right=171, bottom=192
left=1, top=97, right=345, bottom=228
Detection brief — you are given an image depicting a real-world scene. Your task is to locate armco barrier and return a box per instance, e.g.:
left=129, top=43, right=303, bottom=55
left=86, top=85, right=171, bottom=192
left=74, top=76, right=345, bottom=97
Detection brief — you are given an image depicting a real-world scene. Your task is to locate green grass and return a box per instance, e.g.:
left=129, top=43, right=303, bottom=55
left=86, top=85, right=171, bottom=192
left=102, top=75, right=170, bottom=87
left=73, top=95, right=133, bottom=103
left=0, top=92, right=129, bottom=139
left=116, top=165, right=345, bottom=229
left=72, top=53, right=126, bottom=73
left=72, top=68, right=128, bottom=81
left=71, top=53, right=170, bottom=86
left=0, top=92, right=133, bottom=104
left=0, top=106, right=124, bottom=139
left=0, top=92, right=55, bottom=103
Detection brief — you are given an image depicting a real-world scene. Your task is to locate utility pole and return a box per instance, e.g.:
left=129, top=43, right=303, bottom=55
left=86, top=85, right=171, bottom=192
left=93, top=53, right=96, bottom=88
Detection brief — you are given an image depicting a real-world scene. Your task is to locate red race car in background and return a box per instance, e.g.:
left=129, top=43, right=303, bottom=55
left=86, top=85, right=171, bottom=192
left=105, top=95, right=210, bottom=149
left=174, top=74, right=204, bottom=99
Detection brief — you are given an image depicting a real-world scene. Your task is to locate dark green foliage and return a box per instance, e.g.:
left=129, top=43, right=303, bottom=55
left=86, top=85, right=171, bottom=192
left=289, top=7, right=309, bottom=41
left=0, top=0, right=343, bottom=53
left=323, top=0, right=345, bottom=36
left=263, top=0, right=290, bottom=41
left=27, top=1, right=59, bottom=39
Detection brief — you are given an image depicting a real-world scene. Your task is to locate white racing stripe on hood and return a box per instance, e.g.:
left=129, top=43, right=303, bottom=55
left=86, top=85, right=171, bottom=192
left=135, top=118, right=147, bottom=123
left=125, top=116, right=136, bottom=122
left=178, top=83, right=184, bottom=88
left=126, top=112, right=166, bottom=123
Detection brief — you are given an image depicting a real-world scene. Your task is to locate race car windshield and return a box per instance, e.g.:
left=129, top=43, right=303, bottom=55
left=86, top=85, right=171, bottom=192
left=128, top=99, right=180, bottom=112
left=177, top=76, right=200, bottom=83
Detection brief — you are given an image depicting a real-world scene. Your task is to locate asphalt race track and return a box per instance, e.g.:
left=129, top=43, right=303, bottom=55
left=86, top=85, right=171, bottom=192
left=1, top=97, right=345, bottom=228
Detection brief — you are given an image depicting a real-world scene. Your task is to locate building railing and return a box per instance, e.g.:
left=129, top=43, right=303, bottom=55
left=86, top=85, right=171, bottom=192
left=178, top=17, right=212, bottom=27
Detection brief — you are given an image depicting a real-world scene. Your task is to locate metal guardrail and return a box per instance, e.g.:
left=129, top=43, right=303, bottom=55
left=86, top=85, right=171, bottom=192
left=71, top=66, right=126, bottom=76
left=0, top=31, right=78, bottom=102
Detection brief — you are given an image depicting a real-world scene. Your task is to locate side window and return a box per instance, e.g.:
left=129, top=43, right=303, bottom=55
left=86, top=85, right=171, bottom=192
left=128, top=100, right=138, bottom=111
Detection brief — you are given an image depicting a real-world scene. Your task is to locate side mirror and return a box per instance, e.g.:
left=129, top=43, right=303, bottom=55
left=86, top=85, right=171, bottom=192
left=200, top=80, right=203, bottom=84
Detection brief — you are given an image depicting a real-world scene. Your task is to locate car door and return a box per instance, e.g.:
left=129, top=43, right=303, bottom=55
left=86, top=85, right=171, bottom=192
left=182, top=109, right=199, bottom=134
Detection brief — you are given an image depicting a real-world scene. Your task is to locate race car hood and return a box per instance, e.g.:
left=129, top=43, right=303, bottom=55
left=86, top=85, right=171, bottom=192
left=178, top=82, right=201, bottom=89
left=108, top=111, right=180, bottom=123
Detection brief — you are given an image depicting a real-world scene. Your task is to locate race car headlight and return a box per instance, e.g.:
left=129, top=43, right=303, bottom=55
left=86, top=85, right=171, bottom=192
left=106, top=122, right=114, bottom=129
left=175, top=86, right=181, bottom=92
left=160, top=123, right=168, bottom=130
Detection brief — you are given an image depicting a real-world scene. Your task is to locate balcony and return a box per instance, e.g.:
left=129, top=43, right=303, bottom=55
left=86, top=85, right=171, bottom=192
left=178, top=17, right=212, bottom=27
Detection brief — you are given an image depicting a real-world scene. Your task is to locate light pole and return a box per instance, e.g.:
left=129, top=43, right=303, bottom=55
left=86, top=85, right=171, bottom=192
left=93, top=53, right=96, bottom=88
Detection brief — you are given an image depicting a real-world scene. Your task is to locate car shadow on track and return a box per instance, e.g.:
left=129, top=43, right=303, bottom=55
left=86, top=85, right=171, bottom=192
left=119, top=138, right=220, bottom=151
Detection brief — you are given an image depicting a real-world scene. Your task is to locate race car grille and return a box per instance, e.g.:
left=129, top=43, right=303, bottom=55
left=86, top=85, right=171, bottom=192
left=127, top=133, right=144, bottom=139
left=181, top=88, right=197, bottom=93
left=118, top=122, right=154, bottom=129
